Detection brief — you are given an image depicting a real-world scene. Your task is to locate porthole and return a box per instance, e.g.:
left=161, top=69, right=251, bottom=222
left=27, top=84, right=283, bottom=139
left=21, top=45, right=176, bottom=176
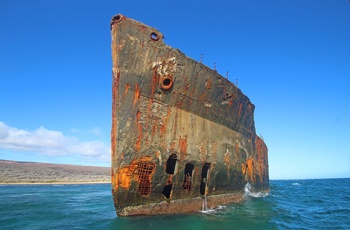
left=160, top=76, right=173, bottom=90
left=150, top=32, right=159, bottom=41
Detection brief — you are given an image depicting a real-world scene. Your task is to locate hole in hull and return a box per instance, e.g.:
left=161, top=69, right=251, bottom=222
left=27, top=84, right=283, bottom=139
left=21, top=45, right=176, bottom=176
left=200, top=163, right=210, bottom=195
left=160, top=76, right=173, bottom=90
left=162, top=182, right=172, bottom=199
left=183, top=163, right=194, bottom=191
left=150, top=32, right=159, bottom=41
left=166, top=154, right=177, bottom=174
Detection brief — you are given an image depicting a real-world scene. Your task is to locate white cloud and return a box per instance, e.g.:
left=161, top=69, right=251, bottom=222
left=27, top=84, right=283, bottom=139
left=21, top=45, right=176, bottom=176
left=0, top=121, right=110, bottom=162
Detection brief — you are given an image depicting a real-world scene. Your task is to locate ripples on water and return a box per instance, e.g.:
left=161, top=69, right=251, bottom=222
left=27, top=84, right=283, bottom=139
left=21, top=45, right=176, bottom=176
left=0, top=179, right=349, bottom=229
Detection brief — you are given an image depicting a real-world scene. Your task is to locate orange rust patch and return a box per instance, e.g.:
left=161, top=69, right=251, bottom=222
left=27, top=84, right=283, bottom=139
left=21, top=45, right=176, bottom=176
left=205, top=78, right=211, bottom=89
left=178, top=136, right=188, bottom=160
left=124, top=83, right=130, bottom=97
left=115, top=159, right=138, bottom=190
left=118, top=167, right=134, bottom=188
left=133, top=83, right=141, bottom=106
left=241, top=163, right=247, bottom=175
left=114, top=156, right=156, bottom=195
left=246, top=158, right=255, bottom=182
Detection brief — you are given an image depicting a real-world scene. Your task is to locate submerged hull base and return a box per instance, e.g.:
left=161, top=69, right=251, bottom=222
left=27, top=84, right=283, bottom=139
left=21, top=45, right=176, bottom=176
left=118, top=192, right=244, bottom=216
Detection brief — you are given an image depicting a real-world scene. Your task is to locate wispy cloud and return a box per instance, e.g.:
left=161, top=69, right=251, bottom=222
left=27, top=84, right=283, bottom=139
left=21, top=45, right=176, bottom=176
left=0, top=121, right=110, bottom=162
left=87, top=127, right=102, bottom=136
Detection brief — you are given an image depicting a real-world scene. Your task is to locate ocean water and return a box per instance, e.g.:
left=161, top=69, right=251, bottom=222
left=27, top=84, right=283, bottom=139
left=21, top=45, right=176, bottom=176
left=1, top=179, right=349, bottom=230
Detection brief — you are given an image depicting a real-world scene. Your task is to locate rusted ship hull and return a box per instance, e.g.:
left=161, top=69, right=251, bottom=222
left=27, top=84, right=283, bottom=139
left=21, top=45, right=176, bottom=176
left=110, top=14, right=269, bottom=216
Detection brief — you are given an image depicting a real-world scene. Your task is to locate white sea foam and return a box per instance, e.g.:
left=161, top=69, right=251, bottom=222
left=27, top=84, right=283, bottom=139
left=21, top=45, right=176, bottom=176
left=199, top=209, right=217, bottom=214
left=292, top=183, right=300, bottom=186
left=199, top=183, right=269, bottom=215
left=198, top=196, right=225, bottom=214
left=216, top=205, right=227, bottom=210
left=244, top=183, right=269, bottom=198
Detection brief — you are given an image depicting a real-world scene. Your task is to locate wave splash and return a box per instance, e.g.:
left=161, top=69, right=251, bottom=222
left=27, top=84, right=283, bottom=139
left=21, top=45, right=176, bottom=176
left=244, top=183, right=269, bottom=198
left=199, top=183, right=268, bottom=214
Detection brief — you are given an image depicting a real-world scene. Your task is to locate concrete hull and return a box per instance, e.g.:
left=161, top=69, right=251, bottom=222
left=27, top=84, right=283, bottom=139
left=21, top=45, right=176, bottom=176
left=110, top=14, right=269, bottom=216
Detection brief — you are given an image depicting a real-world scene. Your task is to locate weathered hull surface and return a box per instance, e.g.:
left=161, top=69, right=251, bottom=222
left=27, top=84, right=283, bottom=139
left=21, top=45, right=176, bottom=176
left=111, top=14, right=269, bottom=216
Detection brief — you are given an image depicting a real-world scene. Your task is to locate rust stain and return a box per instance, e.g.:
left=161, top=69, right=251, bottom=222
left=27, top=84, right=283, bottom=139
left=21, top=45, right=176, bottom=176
left=255, top=136, right=268, bottom=183
left=124, top=83, right=130, bottom=97
left=185, top=83, right=190, bottom=91
left=237, top=103, right=242, bottom=118
left=151, top=124, right=157, bottom=137
left=241, top=162, right=247, bottom=175
left=246, top=158, right=255, bottom=182
left=205, top=78, right=212, bottom=89
left=118, top=167, right=134, bottom=189
left=114, top=156, right=155, bottom=193
left=115, top=159, right=138, bottom=190
left=224, top=151, right=230, bottom=169
left=178, top=136, right=188, bottom=160
left=133, top=83, right=141, bottom=106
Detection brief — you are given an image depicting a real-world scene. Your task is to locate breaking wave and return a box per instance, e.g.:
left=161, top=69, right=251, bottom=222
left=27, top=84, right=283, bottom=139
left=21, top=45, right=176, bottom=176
left=199, top=183, right=269, bottom=215
left=244, top=183, right=269, bottom=198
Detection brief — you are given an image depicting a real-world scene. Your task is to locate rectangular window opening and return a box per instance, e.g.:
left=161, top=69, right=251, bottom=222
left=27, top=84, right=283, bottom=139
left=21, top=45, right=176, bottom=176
left=200, top=163, right=210, bottom=195
left=183, top=163, right=194, bottom=191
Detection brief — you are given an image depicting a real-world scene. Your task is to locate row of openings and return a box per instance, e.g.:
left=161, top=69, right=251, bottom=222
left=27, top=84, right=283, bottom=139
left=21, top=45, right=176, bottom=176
left=162, top=153, right=210, bottom=198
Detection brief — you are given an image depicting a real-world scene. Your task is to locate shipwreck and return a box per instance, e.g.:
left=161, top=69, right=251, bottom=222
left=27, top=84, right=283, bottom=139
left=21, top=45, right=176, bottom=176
left=110, top=14, right=269, bottom=216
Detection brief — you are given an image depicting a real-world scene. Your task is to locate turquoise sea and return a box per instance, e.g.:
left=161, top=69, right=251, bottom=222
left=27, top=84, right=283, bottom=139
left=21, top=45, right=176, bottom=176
left=1, top=178, right=349, bottom=229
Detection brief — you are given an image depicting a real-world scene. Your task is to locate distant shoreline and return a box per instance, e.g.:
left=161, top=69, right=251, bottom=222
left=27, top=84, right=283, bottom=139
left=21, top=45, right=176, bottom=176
left=0, top=159, right=111, bottom=184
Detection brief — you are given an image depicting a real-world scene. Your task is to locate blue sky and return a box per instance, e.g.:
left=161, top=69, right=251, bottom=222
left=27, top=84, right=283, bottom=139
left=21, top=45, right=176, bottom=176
left=1, top=0, right=349, bottom=179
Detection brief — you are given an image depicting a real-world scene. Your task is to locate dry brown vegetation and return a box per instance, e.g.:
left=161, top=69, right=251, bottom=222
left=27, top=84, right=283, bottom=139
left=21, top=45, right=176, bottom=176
left=0, top=160, right=111, bottom=184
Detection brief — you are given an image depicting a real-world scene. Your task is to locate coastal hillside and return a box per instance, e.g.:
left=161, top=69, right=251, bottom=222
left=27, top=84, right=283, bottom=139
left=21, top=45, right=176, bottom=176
left=0, top=160, right=111, bottom=183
